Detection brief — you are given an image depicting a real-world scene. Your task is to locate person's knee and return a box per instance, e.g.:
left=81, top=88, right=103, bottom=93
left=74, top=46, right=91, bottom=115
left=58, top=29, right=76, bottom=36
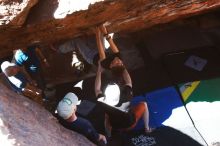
left=139, top=101, right=148, bottom=110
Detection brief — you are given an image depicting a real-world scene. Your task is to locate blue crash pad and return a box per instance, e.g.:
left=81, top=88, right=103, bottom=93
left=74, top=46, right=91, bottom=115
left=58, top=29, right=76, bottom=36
left=131, top=87, right=184, bottom=130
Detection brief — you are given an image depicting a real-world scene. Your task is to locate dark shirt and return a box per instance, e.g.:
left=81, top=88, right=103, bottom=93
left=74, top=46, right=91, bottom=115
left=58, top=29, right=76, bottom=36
left=14, top=46, right=40, bottom=73
left=115, top=85, right=133, bottom=107
left=59, top=117, right=99, bottom=143
left=97, top=85, right=135, bottom=129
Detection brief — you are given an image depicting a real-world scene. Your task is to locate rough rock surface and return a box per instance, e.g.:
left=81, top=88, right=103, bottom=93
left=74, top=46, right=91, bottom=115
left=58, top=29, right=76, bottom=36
left=0, top=75, right=94, bottom=146
left=1, top=0, right=220, bottom=57
left=0, top=0, right=38, bottom=27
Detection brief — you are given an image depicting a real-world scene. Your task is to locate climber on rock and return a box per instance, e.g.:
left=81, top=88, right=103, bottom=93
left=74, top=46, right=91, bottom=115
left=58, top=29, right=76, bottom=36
left=94, top=25, right=153, bottom=137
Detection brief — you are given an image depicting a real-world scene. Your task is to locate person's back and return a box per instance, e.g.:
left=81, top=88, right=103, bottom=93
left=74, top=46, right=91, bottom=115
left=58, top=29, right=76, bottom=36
left=58, top=115, right=101, bottom=143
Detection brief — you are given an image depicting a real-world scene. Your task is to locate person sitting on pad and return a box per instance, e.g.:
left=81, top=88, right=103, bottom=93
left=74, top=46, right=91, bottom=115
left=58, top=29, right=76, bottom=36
left=13, top=45, right=49, bottom=91
left=1, top=61, right=43, bottom=105
left=56, top=92, right=107, bottom=145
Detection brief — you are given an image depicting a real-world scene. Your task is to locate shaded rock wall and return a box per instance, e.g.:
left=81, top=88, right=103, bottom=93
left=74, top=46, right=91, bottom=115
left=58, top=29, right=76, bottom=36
left=0, top=74, right=94, bottom=146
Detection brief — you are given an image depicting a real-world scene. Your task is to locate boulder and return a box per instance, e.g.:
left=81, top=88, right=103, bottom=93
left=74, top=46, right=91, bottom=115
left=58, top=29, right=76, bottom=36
left=0, top=0, right=38, bottom=27
left=1, top=0, right=220, bottom=57
left=0, top=75, right=94, bottom=146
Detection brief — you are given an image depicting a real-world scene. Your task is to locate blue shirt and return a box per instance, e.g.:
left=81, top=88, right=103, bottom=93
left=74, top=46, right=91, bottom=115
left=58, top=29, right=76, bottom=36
left=14, top=47, right=40, bottom=73
left=59, top=117, right=99, bottom=143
